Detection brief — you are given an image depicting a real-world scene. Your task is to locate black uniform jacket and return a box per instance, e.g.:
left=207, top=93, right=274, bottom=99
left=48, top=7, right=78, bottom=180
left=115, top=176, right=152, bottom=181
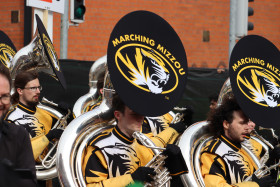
left=0, top=119, right=36, bottom=187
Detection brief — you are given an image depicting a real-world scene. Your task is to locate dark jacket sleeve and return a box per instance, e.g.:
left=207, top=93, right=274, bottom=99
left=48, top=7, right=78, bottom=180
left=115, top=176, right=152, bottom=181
left=6, top=122, right=37, bottom=187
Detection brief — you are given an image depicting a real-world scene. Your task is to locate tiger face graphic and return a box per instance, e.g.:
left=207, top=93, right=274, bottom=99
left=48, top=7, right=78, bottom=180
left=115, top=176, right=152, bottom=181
left=102, top=143, right=140, bottom=177
left=237, top=68, right=280, bottom=107
left=116, top=46, right=171, bottom=94
left=223, top=151, right=250, bottom=183
left=13, top=115, right=45, bottom=138
left=139, top=48, right=170, bottom=94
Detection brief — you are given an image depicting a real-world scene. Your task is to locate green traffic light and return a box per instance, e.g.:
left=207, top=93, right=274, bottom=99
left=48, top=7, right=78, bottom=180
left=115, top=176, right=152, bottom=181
left=75, top=5, right=86, bottom=19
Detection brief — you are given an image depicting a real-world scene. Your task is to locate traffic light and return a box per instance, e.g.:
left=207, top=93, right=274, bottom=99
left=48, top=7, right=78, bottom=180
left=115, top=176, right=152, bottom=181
left=70, top=0, right=86, bottom=24
left=248, top=0, right=254, bottom=31
left=235, top=0, right=254, bottom=37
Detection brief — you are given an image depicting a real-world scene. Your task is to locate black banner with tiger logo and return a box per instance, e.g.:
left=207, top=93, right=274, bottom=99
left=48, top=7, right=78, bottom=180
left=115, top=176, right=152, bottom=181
left=229, top=35, right=280, bottom=128
left=107, top=11, right=188, bottom=117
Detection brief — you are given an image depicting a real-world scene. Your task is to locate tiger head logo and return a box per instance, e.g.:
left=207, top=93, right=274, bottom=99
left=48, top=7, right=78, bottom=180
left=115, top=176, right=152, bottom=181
left=237, top=67, right=280, bottom=107
left=116, top=46, right=174, bottom=94
left=223, top=151, right=250, bottom=183
left=13, top=115, right=45, bottom=138
left=102, top=143, right=140, bottom=177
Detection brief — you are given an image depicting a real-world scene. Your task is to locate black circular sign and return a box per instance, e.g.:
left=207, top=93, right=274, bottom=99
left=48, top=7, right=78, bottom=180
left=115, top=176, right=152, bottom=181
left=229, top=35, right=280, bottom=129
left=107, top=11, right=188, bottom=117
left=35, top=14, right=67, bottom=90
left=0, top=31, right=17, bottom=69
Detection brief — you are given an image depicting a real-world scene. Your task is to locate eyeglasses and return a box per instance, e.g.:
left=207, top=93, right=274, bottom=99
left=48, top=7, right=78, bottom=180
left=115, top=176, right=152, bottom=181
left=0, top=94, right=11, bottom=104
left=24, top=86, right=42, bottom=92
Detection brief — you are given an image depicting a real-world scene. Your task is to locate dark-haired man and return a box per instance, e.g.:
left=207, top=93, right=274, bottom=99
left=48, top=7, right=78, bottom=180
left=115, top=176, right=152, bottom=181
left=0, top=65, right=36, bottom=186
left=5, top=70, right=63, bottom=160
left=200, top=96, right=276, bottom=187
left=82, top=95, right=188, bottom=186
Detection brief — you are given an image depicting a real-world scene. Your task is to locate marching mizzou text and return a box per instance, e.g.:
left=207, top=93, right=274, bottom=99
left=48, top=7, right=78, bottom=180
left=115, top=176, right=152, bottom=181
left=232, top=57, right=280, bottom=75
left=112, top=34, right=185, bottom=75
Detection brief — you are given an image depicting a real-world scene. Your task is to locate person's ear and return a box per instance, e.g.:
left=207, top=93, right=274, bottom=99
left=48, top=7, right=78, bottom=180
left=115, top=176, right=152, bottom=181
left=114, top=110, right=121, bottom=121
left=223, top=120, right=230, bottom=130
left=17, top=88, right=23, bottom=96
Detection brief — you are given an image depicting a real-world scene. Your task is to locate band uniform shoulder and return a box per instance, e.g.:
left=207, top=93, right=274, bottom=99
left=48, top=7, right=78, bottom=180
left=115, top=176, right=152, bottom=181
left=87, top=126, right=114, bottom=147
left=201, top=138, right=221, bottom=154
left=4, top=105, right=19, bottom=121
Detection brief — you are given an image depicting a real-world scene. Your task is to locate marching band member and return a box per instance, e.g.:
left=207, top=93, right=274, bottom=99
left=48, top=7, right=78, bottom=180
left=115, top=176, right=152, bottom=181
left=83, top=74, right=191, bottom=144
left=200, top=96, right=276, bottom=187
left=4, top=70, right=63, bottom=160
left=0, top=65, right=36, bottom=186
left=82, top=94, right=188, bottom=186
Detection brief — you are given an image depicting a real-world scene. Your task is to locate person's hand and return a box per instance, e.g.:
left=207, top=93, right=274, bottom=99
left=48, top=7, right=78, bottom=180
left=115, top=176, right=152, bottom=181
left=252, top=174, right=276, bottom=187
left=267, top=146, right=280, bottom=166
left=57, top=101, right=71, bottom=114
left=46, top=129, right=64, bottom=141
left=131, top=167, right=156, bottom=183
left=162, top=144, right=181, bottom=157
left=162, top=144, right=188, bottom=175
left=169, top=121, right=187, bottom=133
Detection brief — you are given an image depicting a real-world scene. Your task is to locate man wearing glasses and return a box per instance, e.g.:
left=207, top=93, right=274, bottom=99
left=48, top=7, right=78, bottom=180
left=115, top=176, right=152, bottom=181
left=0, top=65, right=36, bottom=186
left=5, top=70, right=63, bottom=161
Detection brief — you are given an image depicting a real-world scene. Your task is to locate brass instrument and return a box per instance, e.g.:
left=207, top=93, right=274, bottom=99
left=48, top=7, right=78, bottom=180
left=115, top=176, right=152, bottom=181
left=217, top=77, right=232, bottom=107
left=258, top=126, right=279, bottom=142
left=177, top=121, right=262, bottom=187
left=133, top=131, right=171, bottom=187
left=57, top=71, right=116, bottom=186
left=72, top=55, right=107, bottom=117
left=171, top=107, right=186, bottom=124
left=8, top=15, right=68, bottom=180
left=251, top=129, right=274, bottom=150
left=34, top=98, right=70, bottom=180
left=243, top=127, right=280, bottom=181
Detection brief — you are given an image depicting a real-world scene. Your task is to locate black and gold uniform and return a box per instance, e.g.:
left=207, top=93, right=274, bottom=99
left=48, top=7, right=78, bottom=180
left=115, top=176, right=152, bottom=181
left=142, top=112, right=173, bottom=136
left=4, top=102, right=58, bottom=160
left=84, top=100, right=177, bottom=143
left=82, top=125, right=180, bottom=187
left=242, top=135, right=265, bottom=161
left=84, top=99, right=174, bottom=137
left=200, top=135, right=259, bottom=187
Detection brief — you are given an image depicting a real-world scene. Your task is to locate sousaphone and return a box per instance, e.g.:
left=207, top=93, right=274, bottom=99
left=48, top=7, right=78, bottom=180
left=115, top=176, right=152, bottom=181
left=57, top=10, right=188, bottom=186
left=72, top=55, right=107, bottom=118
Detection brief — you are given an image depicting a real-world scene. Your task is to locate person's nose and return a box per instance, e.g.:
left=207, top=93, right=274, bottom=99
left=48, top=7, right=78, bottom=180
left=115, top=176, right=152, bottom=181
left=36, top=88, right=40, bottom=94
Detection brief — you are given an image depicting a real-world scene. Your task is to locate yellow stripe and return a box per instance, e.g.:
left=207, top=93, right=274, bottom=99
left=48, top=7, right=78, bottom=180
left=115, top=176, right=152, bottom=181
left=221, top=135, right=239, bottom=150
left=4, top=107, right=16, bottom=120
left=89, top=134, right=108, bottom=145
left=19, top=103, right=35, bottom=113
left=115, top=129, right=133, bottom=143
left=170, top=170, right=188, bottom=176
left=210, top=138, right=220, bottom=152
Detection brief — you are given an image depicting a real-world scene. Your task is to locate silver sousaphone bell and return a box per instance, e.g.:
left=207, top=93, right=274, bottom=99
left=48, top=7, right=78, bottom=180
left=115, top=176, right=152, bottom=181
left=10, top=14, right=66, bottom=90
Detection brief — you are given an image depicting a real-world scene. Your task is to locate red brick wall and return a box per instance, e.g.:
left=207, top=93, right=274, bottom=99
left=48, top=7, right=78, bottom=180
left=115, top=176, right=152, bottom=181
left=2, top=0, right=280, bottom=68
left=1, top=1, right=25, bottom=51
